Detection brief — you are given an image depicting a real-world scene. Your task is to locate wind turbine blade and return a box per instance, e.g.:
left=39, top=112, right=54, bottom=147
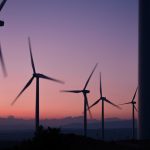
left=88, top=107, right=93, bottom=119
left=0, top=0, right=7, bottom=12
left=28, top=37, right=36, bottom=74
left=132, top=87, right=138, bottom=102
left=105, top=99, right=121, bottom=109
left=120, top=102, right=132, bottom=105
left=0, top=43, right=7, bottom=77
left=89, top=99, right=101, bottom=109
left=11, top=77, right=34, bottom=105
left=100, top=72, right=102, bottom=97
left=134, top=105, right=138, bottom=112
left=38, top=73, right=64, bottom=84
left=84, top=95, right=93, bottom=119
left=83, top=63, right=98, bottom=90
left=61, top=90, right=82, bottom=93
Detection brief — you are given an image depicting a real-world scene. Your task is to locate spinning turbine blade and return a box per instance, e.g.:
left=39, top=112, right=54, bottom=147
left=105, top=99, right=121, bottom=109
left=0, top=43, right=7, bottom=77
left=83, top=63, right=98, bottom=90
left=88, top=106, right=92, bottom=119
left=61, top=90, right=82, bottom=93
left=11, top=77, right=34, bottom=105
left=120, top=102, right=132, bottom=105
left=89, top=99, right=101, bottom=109
left=38, top=74, right=64, bottom=84
left=132, top=87, right=138, bottom=102
left=100, top=72, right=102, bottom=97
left=0, top=0, right=7, bottom=12
left=134, top=105, right=138, bottom=112
left=28, top=37, right=36, bottom=74
left=85, top=97, right=93, bottom=119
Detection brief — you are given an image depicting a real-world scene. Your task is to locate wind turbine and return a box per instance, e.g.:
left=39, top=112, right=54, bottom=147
left=11, top=37, right=64, bottom=132
left=120, top=87, right=138, bottom=139
left=0, top=43, right=7, bottom=77
left=61, top=63, right=98, bottom=137
left=0, top=0, right=7, bottom=27
left=89, top=73, right=121, bottom=140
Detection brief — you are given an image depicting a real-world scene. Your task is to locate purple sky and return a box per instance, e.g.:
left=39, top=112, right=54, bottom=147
left=0, top=0, right=138, bottom=119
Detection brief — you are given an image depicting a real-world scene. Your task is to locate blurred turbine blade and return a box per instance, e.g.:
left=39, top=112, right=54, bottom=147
left=100, top=72, right=102, bottom=97
left=105, top=99, right=121, bottom=109
left=86, top=100, right=93, bottom=119
left=134, top=105, right=138, bottom=112
left=61, top=90, right=82, bottom=93
left=89, top=99, right=101, bottom=109
left=120, top=102, right=132, bottom=105
left=0, top=0, right=7, bottom=12
left=28, top=37, right=36, bottom=74
left=38, top=73, right=64, bottom=84
left=11, top=77, right=34, bottom=105
left=84, top=95, right=93, bottom=119
left=88, top=107, right=93, bottom=119
left=0, top=43, right=7, bottom=77
left=132, top=87, right=138, bottom=102
left=83, top=63, right=98, bottom=90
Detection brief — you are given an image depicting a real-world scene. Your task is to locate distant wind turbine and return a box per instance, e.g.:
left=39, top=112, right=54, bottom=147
left=89, top=73, right=121, bottom=140
left=61, top=63, right=98, bottom=137
left=0, top=0, right=7, bottom=26
left=11, top=37, right=64, bottom=132
left=0, top=43, right=7, bottom=77
left=120, top=87, right=138, bottom=139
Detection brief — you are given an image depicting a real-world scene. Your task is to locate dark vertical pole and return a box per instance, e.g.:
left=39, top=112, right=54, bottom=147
left=36, top=77, right=39, bottom=132
left=102, top=100, right=104, bottom=140
left=132, top=105, right=135, bottom=139
left=139, top=0, right=150, bottom=139
left=84, top=94, right=87, bottom=137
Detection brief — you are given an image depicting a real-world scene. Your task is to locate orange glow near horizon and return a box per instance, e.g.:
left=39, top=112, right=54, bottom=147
left=0, top=71, right=138, bottom=120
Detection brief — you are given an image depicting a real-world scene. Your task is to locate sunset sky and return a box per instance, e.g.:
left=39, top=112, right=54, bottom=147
left=0, top=0, right=138, bottom=120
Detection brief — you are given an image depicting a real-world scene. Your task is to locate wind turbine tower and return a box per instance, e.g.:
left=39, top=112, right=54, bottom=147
left=89, top=73, right=121, bottom=140
left=120, top=88, right=138, bottom=139
left=11, top=38, right=64, bottom=132
left=139, top=0, right=150, bottom=139
left=62, top=64, right=97, bottom=137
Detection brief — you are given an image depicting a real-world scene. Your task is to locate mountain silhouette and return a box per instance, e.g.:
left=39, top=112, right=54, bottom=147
left=2, top=126, right=149, bottom=150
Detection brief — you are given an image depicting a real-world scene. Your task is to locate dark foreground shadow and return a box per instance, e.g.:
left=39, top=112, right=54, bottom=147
left=2, top=126, right=150, bottom=150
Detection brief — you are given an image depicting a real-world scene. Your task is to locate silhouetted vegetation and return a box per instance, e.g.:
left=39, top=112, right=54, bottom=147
left=2, top=126, right=150, bottom=150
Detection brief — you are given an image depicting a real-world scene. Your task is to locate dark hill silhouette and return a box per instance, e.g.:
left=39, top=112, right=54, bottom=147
left=0, top=116, right=138, bottom=141
left=4, top=126, right=150, bottom=150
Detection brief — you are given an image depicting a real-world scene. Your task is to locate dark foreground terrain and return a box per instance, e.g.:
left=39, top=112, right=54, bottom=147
left=1, top=127, right=150, bottom=150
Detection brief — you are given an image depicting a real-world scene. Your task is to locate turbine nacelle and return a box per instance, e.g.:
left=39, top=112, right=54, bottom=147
left=101, top=97, right=106, bottom=101
left=82, top=89, right=90, bottom=94
left=132, top=101, right=136, bottom=104
left=33, top=73, right=40, bottom=78
left=0, top=0, right=7, bottom=27
left=0, top=20, right=4, bottom=26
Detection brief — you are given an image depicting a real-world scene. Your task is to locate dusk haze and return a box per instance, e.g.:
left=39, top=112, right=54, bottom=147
left=0, top=0, right=138, bottom=122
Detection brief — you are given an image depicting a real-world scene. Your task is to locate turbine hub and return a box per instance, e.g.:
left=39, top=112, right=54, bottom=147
left=83, top=90, right=90, bottom=93
left=33, top=73, right=38, bottom=77
left=0, top=20, right=4, bottom=26
left=133, top=101, right=136, bottom=104
left=102, top=97, right=106, bottom=100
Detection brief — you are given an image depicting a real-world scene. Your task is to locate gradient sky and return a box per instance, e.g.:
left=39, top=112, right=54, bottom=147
left=0, top=0, right=138, bottom=120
